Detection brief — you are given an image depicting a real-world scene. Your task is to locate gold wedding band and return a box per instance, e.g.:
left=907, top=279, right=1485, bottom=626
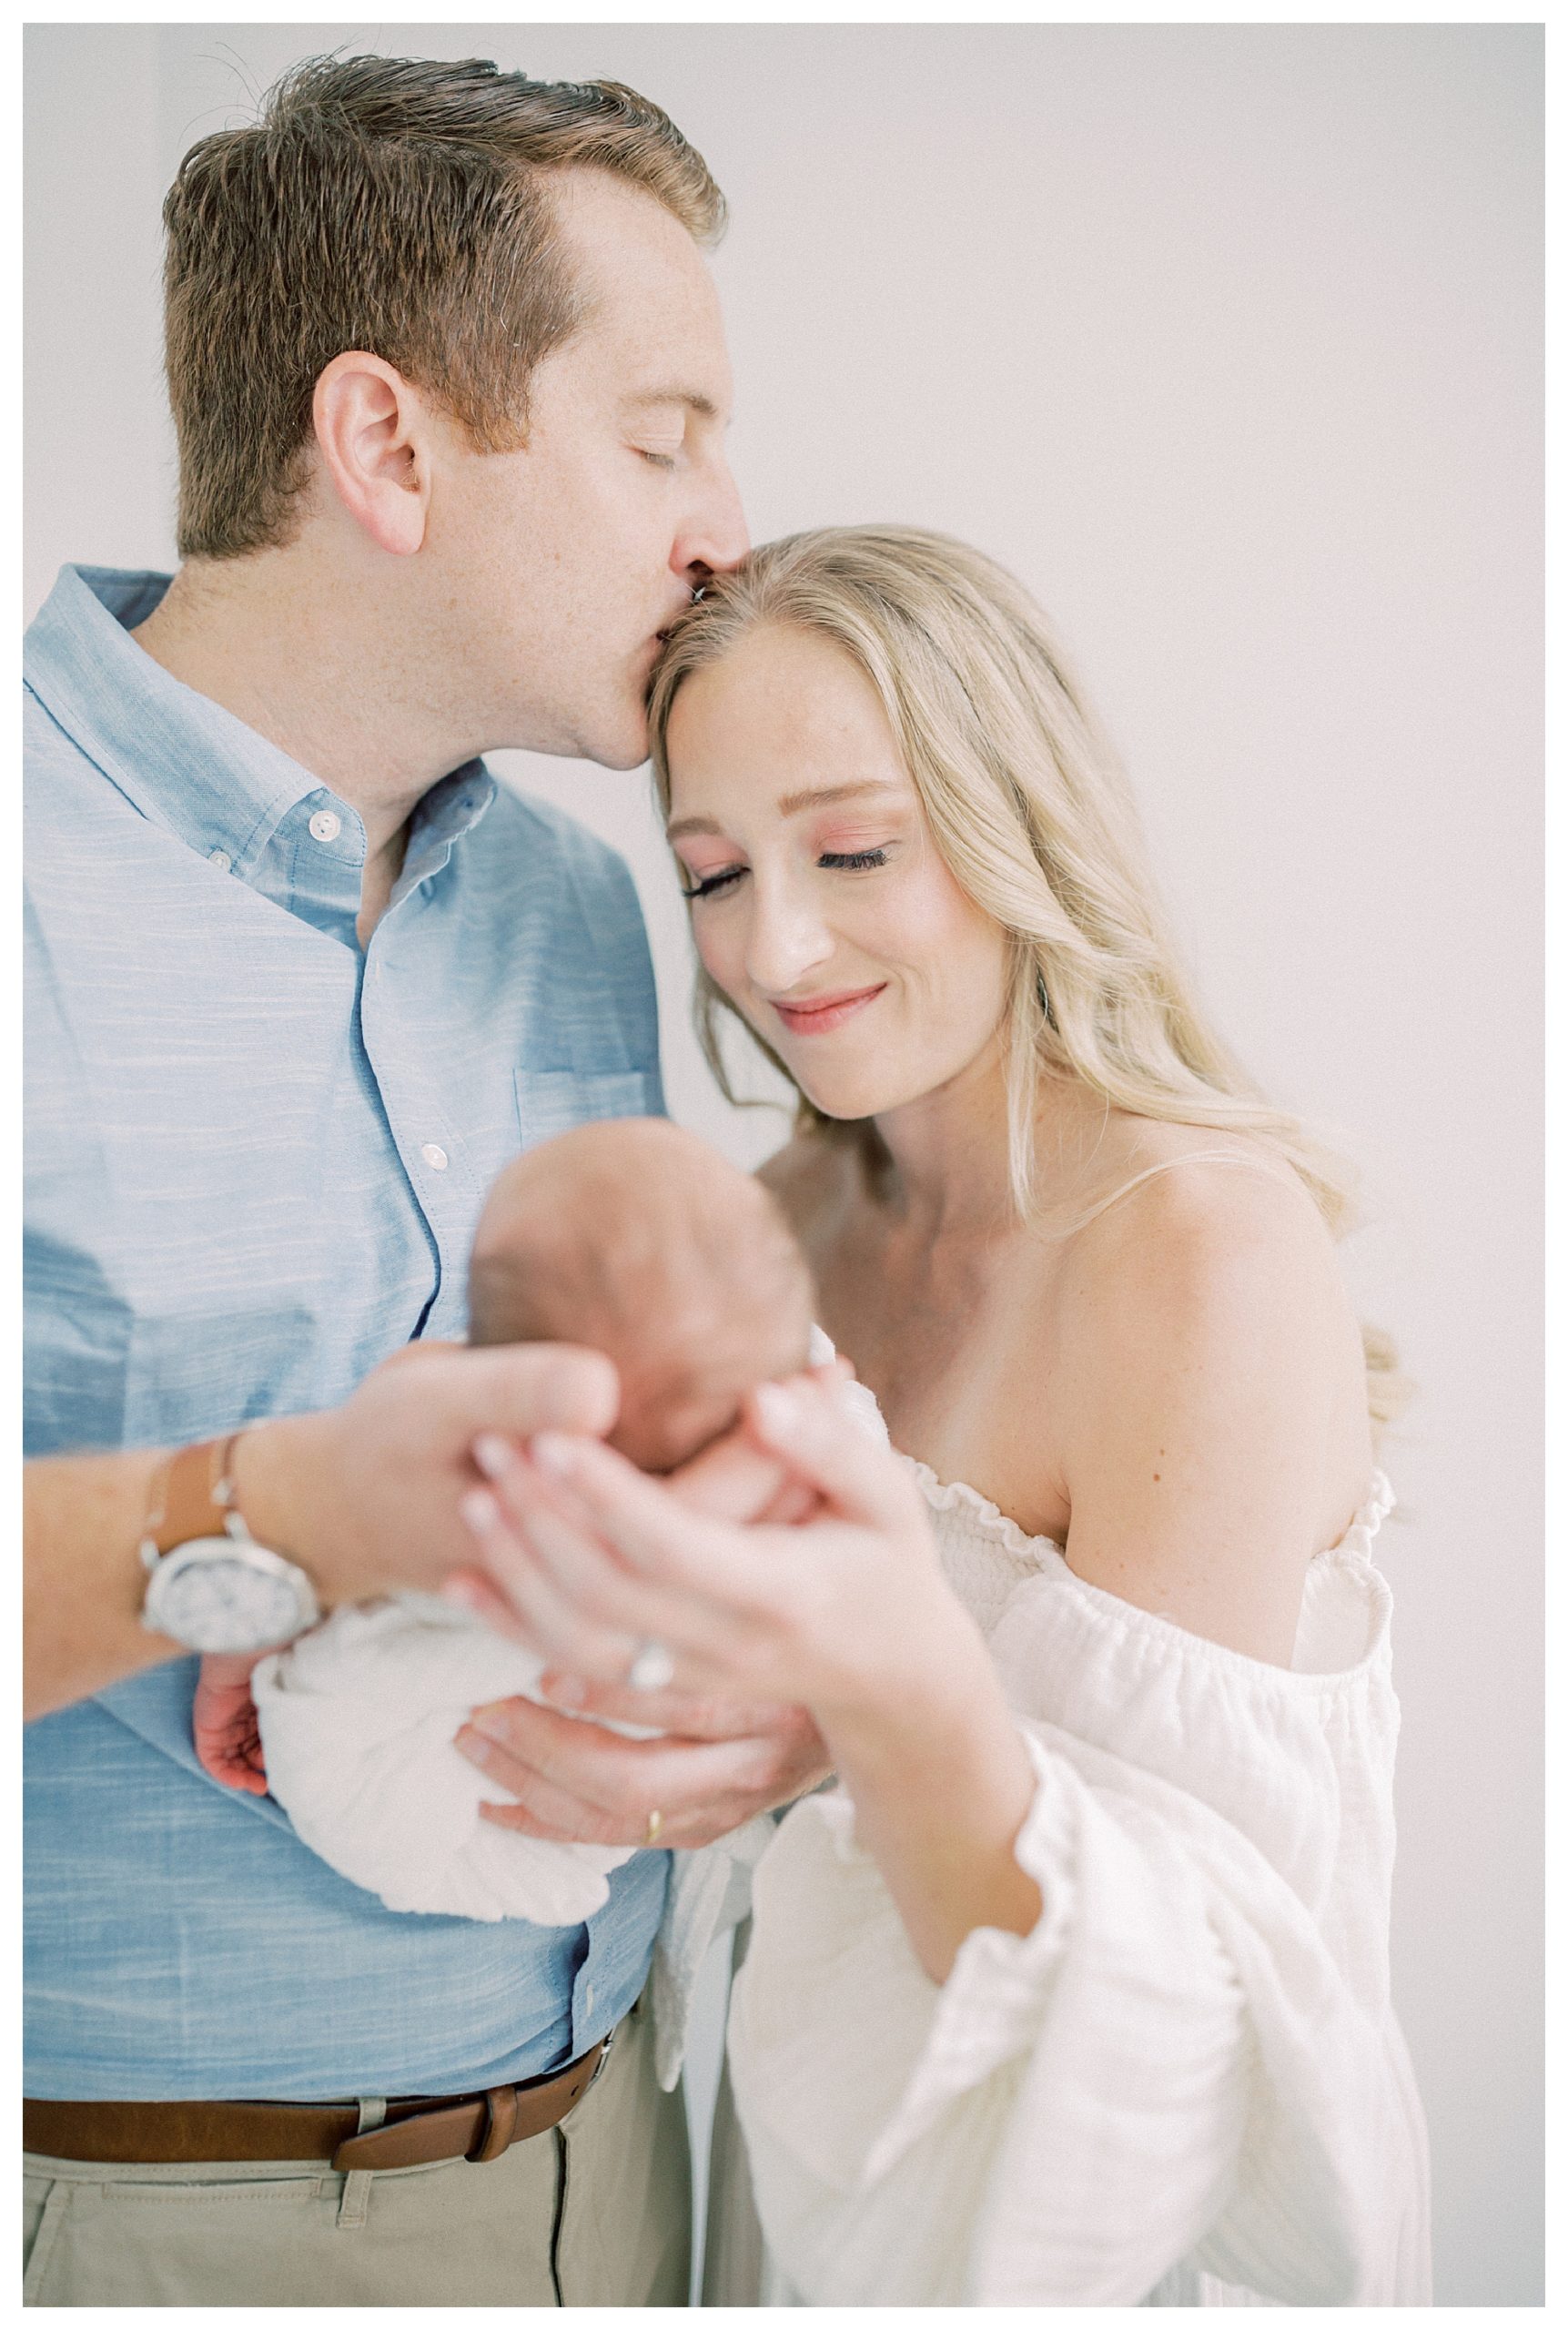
left=643, top=1808, right=663, bottom=1849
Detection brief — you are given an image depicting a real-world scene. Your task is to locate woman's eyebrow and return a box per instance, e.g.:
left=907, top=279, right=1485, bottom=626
left=774, top=779, right=904, bottom=818
left=667, top=780, right=902, bottom=844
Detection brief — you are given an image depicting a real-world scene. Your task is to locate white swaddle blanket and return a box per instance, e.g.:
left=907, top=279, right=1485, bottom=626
left=251, top=1593, right=636, bottom=1924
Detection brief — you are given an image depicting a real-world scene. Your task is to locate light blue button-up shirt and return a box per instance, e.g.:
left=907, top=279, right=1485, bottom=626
left=25, top=564, right=671, bottom=2100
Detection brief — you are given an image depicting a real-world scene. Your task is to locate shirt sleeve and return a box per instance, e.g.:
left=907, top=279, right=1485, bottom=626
left=725, top=1694, right=1413, bottom=2306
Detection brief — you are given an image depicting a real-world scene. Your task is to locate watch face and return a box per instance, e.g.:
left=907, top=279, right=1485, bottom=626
left=146, top=1538, right=314, bottom=1654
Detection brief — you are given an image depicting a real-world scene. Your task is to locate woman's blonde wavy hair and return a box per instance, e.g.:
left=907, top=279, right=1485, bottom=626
left=647, top=524, right=1404, bottom=1432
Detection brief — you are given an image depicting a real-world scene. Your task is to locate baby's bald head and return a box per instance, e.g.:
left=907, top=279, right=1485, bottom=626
left=468, top=1119, right=814, bottom=1474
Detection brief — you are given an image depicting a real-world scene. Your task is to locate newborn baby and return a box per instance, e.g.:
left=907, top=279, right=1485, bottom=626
left=195, top=1118, right=817, bottom=1923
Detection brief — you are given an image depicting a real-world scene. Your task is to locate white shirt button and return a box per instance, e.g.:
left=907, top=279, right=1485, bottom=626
left=309, top=809, right=341, bottom=844
left=207, top=848, right=231, bottom=871
left=420, top=1143, right=449, bottom=1171
left=584, top=1981, right=595, bottom=2013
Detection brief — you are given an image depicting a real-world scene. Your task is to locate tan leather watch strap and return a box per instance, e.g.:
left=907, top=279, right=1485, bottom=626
left=144, top=1433, right=246, bottom=1557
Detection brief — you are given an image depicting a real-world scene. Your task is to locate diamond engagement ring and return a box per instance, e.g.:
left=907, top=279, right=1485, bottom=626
left=643, top=1808, right=664, bottom=1849
left=626, top=1637, right=674, bottom=1693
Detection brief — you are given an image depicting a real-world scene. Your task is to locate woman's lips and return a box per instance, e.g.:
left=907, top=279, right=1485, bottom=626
left=771, top=984, right=886, bottom=1037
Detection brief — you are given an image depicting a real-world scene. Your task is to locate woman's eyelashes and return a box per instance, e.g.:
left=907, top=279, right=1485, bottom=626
left=678, top=845, right=893, bottom=903
left=679, top=864, right=745, bottom=901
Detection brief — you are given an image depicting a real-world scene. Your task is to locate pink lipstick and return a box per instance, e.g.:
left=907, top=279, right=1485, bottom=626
left=771, top=984, right=886, bottom=1037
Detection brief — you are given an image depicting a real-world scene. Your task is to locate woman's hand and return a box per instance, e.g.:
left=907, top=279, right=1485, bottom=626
left=447, top=1373, right=953, bottom=1716
left=440, top=1382, right=841, bottom=1850
left=450, top=1373, right=1042, bottom=1978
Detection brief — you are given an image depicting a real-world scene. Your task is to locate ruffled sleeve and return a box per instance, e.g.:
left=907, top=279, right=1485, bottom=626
left=726, top=1548, right=1426, bottom=2305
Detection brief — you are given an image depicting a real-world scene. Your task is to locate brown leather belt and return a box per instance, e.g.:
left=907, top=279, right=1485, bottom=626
left=23, top=2033, right=610, bottom=2173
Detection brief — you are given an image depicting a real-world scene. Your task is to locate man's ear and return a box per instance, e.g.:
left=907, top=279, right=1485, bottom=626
left=311, top=351, right=435, bottom=557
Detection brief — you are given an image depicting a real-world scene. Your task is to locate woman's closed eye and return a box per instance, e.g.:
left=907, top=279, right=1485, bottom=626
left=679, top=864, right=745, bottom=901
left=679, top=846, right=892, bottom=903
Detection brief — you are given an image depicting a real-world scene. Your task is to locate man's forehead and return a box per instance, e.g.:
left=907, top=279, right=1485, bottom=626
left=543, top=181, right=733, bottom=416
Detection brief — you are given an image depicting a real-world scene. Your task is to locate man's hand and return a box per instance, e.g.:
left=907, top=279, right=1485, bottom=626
left=237, top=1340, right=620, bottom=1608
left=456, top=1679, right=832, bottom=1849
left=24, top=1339, right=622, bottom=1719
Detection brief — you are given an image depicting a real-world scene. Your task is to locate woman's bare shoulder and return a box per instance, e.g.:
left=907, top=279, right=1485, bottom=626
left=1042, top=1136, right=1372, bottom=1661
left=1061, top=1132, right=1345, bottom=1314
left=1055, top=1135, right=1365, bottom=1442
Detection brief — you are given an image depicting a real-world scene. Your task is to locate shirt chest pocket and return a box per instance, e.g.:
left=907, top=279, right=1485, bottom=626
left=512, top=1068, right=662, bottom=1153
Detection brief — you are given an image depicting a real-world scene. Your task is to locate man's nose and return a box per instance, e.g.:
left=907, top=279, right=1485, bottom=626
left=674, top=459, right=750, bottom=584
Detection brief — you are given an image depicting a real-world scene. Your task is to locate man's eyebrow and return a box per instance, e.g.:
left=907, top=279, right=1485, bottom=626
left=666, top=780, right=903, bottom=843
left=623, top=387, right=723, bottom=420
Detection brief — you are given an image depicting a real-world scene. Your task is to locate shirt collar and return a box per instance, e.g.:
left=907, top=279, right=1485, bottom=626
left=24, top=564, right=497, bottom=894
left=401, top=765, right=497, bottom=892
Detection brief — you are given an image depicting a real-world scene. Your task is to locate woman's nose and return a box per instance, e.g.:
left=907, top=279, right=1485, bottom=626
left=743, top=885, right=836, bottom=997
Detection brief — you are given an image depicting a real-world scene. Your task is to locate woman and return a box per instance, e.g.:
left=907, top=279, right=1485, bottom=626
left=454, top=527, right=1431, bottom=2305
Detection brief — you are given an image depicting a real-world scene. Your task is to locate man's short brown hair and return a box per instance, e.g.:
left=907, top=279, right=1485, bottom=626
left=162, top=54, right=726, bottom=561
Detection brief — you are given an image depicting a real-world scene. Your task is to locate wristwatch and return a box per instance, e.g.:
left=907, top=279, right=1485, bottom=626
left=139, top=1433, right=321, bottom=1654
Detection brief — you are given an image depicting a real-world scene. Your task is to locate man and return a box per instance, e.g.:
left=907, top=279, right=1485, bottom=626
left=24, top=54, right=823, bottom=2306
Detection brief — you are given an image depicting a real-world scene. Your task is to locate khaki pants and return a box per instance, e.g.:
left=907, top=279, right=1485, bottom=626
left=22, top=1995, right=690, bottom=2307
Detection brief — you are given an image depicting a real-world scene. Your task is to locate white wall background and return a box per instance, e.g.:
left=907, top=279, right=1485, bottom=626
left=25, top=23, right=1543, bottom=2306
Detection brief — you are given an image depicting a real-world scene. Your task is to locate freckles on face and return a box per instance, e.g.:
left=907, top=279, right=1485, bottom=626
left=664, top=626, right=1012, bottom=1118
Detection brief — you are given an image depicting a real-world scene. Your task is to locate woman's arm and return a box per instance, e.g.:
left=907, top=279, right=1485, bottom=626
left=449, top=1380, right=1044, bottom=1980
left=815, top=1631, right=1042, bottom=1981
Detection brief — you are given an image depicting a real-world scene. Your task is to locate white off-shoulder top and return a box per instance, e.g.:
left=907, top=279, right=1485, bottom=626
left=723, top=1454, right=1433, bottom=2306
